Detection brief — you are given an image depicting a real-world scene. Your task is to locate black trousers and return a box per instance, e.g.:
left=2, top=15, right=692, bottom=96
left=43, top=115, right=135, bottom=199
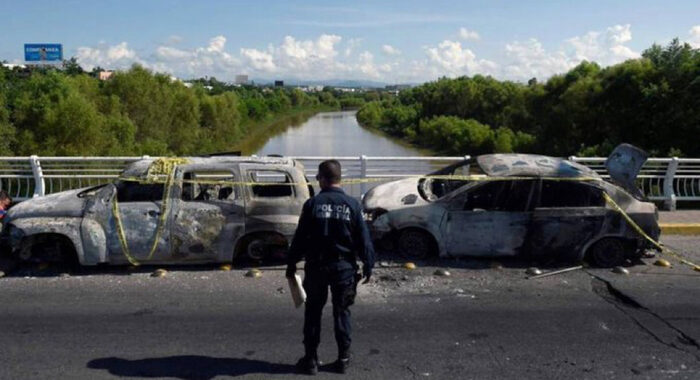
left=302, top=264, right=356, bottom=357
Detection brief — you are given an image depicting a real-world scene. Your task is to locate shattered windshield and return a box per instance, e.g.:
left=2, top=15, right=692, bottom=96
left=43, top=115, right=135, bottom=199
left=418, top=160, right=484, bottom=201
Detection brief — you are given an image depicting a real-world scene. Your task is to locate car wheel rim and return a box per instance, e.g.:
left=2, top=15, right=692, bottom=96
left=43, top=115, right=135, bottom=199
left=247, top=240, right=266, bottom=260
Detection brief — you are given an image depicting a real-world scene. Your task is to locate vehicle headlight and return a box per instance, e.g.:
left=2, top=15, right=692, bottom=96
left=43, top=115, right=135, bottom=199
left=372, top=213, right=391, bottom=232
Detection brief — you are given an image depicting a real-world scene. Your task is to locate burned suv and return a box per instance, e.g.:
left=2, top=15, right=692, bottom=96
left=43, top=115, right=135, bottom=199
left=364, top=144, right=660, bottom=267
left=2, top=156, right=312, bottom=266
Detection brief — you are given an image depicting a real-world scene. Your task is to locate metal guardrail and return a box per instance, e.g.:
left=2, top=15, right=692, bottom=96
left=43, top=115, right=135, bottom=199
left=1, top=155, right=698, bottom=210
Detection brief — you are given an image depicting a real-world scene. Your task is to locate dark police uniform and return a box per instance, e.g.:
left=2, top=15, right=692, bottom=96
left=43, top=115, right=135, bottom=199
left=287, top=186, right=375, bottom=359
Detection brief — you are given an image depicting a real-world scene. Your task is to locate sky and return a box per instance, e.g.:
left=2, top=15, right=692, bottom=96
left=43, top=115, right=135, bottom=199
left=1, top=0, right=700, bottom=84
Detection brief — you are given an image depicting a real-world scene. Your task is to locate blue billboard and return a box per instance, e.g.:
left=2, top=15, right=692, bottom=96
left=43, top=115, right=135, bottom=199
left=24, top=44, right=63, bottom=62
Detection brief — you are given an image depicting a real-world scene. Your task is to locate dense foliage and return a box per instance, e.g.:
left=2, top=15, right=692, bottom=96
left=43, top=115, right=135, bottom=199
left=357, top=40, right=700, bottom=156
left=0, top=64, right=345, bottom=156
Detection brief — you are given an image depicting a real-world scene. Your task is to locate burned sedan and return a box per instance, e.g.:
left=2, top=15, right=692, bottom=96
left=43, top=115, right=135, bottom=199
left=1, top=156, right=312, bottom=266
left=364, top=144, right=660, bottom=267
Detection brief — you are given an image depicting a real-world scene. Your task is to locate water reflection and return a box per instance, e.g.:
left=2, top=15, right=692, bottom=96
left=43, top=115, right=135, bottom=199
left=243, top=110, right=430, bottom=157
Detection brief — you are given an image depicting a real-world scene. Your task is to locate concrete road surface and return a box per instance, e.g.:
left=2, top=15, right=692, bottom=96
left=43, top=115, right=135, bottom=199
left=0, top=236, right=699, bottom=379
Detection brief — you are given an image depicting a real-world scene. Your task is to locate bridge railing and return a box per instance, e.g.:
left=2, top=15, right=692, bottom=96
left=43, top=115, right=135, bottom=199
left=1, top=155, right=698, bottom=210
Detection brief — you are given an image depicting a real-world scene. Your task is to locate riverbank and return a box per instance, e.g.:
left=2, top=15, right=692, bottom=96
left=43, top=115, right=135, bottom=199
left=355, top=116, right=436, bottom=156
left=234, top=106, right=337, bottom=155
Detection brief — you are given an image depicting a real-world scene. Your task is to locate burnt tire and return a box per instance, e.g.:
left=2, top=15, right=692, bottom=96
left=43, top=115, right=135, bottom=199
left=17, top=235, right=78, bottom=269
left=588, top=238, right=627, bottom=268
left=246, top=239, right=267, bottom=261
left=397, top=229, right=436, bottom=260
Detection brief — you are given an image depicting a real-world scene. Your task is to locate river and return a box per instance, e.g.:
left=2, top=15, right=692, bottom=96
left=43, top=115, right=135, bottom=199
left=239, top=110, right=430, bottom=157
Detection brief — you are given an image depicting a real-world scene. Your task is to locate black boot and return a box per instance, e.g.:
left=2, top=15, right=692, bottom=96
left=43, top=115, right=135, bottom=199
left=332, top=354, right=350, bottom=374
left=296, top=354, right=318, bottom=375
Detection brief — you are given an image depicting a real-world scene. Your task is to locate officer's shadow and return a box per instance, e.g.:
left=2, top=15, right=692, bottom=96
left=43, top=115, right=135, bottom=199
left=87, top=355, right=296, bottom=379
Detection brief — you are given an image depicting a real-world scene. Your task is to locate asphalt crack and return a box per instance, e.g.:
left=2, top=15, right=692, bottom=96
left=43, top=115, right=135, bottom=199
left=589, top=274, right=700, bottom=361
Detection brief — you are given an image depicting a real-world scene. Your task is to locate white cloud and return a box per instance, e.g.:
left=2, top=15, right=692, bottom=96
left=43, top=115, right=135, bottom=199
left=358, top=51, right=380, bottom=78
left=152, top=35, right=240, bottom=76
left=459, top=27, right=480, bottom=41
left=72, top=24, right=646, bottom=83
left=503, top=24, right=639, bottom=80
left=424, top=40, right=497, bottom=78
left=504, top=38, right=572, bottom=80
left=345, top=38, right=362, bottom=57
left=76, top=42, right=140, bottom=71
left=689, top=25, right=700, bottom=48
left=240, top=48, right=276, bottom=72
left=381, top=44, right=401, bottom=56
left=567, top=24, right=638, bottom=65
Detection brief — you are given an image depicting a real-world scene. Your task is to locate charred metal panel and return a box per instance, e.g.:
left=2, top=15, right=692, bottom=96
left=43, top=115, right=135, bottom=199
left=605, top=144, right=649, bottom=199
left=528, top=208, right=609, bottom=263
left=79, top=219, right=107, bottom=264
left=445, top=211, right=529, bottom=257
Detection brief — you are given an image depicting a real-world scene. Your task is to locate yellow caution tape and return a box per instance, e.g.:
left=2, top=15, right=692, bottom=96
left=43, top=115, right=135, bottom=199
left=116, top=173, right=603, bottom=187
left=110, top=158, right=697, bottom=272
left=113, top=158, right=190, bottom=266
left=603, top=192, right=699, bottom=271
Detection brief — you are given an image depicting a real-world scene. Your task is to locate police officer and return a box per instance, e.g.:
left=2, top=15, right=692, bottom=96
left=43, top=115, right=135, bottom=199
left=286, top=159, right=375, bottom=375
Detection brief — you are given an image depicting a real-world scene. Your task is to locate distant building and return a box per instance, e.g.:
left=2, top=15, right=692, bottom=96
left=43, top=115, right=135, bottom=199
left=98, top=71, right=113, bottom=81
left=274, top=80, right=284, bottom=87
left=235, top=74, right=248, bottom=85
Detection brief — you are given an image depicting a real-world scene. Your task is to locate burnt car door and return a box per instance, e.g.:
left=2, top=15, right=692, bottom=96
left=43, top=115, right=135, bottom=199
left=101, top=180, right=171, bottom=264
left=169, top=166, right=245, bottom=263
left=528, top=180, right=609, bottom=263
left=443, top=179, right=535, bottom=257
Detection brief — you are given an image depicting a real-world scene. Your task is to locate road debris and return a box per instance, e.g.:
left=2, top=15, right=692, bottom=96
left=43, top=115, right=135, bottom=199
left=0, top=271, right=5, bottom=278
left=403, top=262, right=416, bottom=270
left=59, top=272, right=70, bottom=278
left=525, top=267, right=542, bottom=276
left=527, top=265, right=583, bottom=279
left=379, top=261, right=391, bottom=268
left=219, top=264, right=232, bottom=271
left=612, top=266, right=629, bottom=275
left=245, top=268, right=262, bottom=278
left=654, top=259, right=671, bottom=267
left=490, top=261, right=503, bottom=269
left=434, top=269, right=451, bottom=277
left=151, top=268, right=167, bottom=278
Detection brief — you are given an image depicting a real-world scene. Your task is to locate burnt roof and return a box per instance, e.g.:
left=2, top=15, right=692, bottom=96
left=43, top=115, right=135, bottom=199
left=120, top=156, right=297, bottom=178
left=477, top=154, right=600, bottom=178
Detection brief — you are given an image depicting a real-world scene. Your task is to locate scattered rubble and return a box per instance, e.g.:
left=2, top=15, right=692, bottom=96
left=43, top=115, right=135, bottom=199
left=434, top=269, right=451, bottom=277
left=151, top=268, right=167, bottom=278
left=654, top=259, right=671, bottom=268
left=245, top=268, right=262, bottom=278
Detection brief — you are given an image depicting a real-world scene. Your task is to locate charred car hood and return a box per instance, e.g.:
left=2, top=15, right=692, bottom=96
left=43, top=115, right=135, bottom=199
left=605, top=144, right=649, bottom=199
left=362, top=177, right=429, bottom=211
left=7, top=188, right=88, bottom=219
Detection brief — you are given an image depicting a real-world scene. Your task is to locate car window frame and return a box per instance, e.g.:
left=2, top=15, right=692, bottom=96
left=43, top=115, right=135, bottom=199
left=180, top=169, right=239, bottom=203
left=533, top=179, right=606, bottom=209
